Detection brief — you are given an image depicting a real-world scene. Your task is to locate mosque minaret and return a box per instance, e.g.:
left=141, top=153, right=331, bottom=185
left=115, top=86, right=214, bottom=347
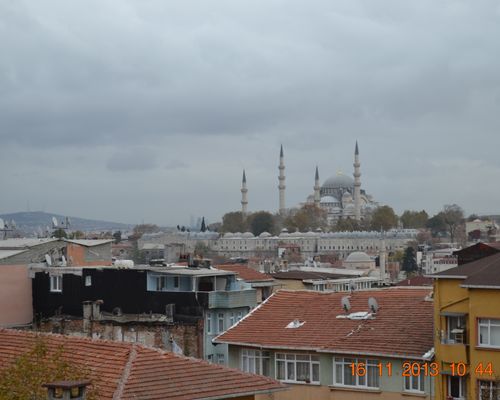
left=313, top=166, right=321, bottom=207
left=353, top=141, right=361, bottom=221
left=278, top=145, right=286, bottom=214
left=241, top=169, right=248, bottom=217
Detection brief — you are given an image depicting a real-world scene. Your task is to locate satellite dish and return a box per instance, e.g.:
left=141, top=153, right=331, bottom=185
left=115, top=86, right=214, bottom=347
left=341, top=296, right=351, bottom=313
left=0, top=218, right=4, bottom=229
left=368, top=297, right=379, bottom=313
left=52, top=217, right=58, bottom=228
left=45, top=254, right=52, bottom=266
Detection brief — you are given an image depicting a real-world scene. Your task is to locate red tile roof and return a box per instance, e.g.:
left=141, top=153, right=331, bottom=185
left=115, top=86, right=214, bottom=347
left=215, top=288, right=433, bottom=360
left=395, top=275, right=433, bottom=286
left=216, top=264, right=274, bottom=282
left=0, top=329, right=286, bottom=400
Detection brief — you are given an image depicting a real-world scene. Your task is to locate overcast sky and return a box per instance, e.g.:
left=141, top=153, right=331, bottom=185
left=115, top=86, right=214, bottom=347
left=1, top=0, right=500, bottom=226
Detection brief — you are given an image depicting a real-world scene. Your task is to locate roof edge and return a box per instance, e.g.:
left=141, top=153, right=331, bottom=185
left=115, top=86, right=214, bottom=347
left=199, top=386, right=288, bottom=400
left=212, top=341, right=432, bottom=361
left=460, top=284, right=500, bottom=289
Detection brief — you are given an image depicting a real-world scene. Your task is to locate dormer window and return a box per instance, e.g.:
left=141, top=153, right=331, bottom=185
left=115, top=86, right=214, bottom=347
left=286, top=319, right=305, bottom=329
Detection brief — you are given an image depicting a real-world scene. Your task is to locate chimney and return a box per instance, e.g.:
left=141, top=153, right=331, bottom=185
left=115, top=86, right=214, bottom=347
left=92, top=300, right=103, bottom=321
left=82, top=301, right=92, bottom=334
left=165, top=304, right=175, bottom=322
left=43, top=380, right=91, bottom=400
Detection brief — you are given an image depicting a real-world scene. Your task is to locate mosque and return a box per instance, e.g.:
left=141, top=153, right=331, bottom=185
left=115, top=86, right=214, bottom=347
left=240, top=142, right=379, bottom=224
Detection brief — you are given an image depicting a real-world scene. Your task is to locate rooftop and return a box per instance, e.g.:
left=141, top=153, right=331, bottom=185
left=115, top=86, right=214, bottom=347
left=64, top=239, right=113, bottom=247
left=0, top=329, right=286, bottom=400
left=395, top=276, right=433, bottom=287
left=271, top=270, right=353, bottom=281
left=0, top=238, right=58, bottom=250
left=0, top=249, right=27, bottom=260
left=431, top=252, right=500, bottom=288
left=216, top=264, right=274, bottom=282
left=215, top=288, right=433, bottom=360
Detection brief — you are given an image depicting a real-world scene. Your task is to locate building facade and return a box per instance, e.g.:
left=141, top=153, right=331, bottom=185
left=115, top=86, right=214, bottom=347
left=432, top=252, right=500, bottom=400
left=215, top=288, right=434, bottom=400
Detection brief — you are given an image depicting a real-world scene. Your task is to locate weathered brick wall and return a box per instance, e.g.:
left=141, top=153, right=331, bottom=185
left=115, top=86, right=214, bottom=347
left=35, top=318, right=203, bottom=358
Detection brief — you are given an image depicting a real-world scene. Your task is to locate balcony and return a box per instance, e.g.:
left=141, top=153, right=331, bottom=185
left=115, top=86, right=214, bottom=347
left=208, top=289, right=257, bottom=309
left=439, top=341, right=468, bottom=364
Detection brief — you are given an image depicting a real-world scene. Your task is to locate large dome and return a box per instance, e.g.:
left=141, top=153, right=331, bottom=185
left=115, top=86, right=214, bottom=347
left=345, top=251, right=371, bottom=263
left=322, top=173, right=354, bottom=190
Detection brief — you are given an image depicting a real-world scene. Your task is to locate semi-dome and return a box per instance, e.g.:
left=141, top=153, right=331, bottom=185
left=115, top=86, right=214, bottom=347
left=322, top=173, right=354, bottom=190
left=242, top=232, right=254, bottom=238
left=259, top=231, right=271, bottom=238
left=345, top=251, right=371, bottom=263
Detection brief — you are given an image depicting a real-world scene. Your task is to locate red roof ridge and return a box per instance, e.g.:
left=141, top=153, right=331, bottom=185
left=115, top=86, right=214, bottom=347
left=113, top=344, right=137, bottom=399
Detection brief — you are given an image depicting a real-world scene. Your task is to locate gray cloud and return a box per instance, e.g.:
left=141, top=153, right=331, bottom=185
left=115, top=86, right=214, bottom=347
left=107, top=148, right=158, bottom=172
left=1, top=0, right=500, bottom=224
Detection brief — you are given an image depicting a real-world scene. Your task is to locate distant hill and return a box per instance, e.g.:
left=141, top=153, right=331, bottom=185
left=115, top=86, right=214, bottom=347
left=0, top=211, right=133, bottom=234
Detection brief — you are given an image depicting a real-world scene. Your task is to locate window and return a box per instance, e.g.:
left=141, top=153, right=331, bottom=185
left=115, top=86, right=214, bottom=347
left=478, top=380, right=500, bottom=400
left=207, top=313, right=212, bottom=334
left=50, top=275, right=62, bottom=292
left=404, top=364, right=425, bottom=393
left=334, top=358, right=380, bottom=389
left=237, top=311, right=243, bottom=322
left=154, top=275, right=167, bottom=291
left=207, top=354, right=214, bottom=363
left=218, top=313, right=224, bottom=333
left=276, top=353, right=320, bottom=384
left=229, top=312, right=235, bottom=327
left=85, top=275, right=92, bottom=287
left=447, top=376, right=465, bottom=400
left=444, top=315, right=466, bottom=344
left=216, top=353, right=225, bottom=365
left=479, top=319, right=500, bottom=348
left=241, top=349, right=270, bottom=376
left=173, top=276, right=179, bottom=289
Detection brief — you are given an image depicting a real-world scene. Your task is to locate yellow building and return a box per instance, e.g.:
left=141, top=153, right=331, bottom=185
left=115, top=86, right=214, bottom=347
left=432, top=252, right=500, bottom=400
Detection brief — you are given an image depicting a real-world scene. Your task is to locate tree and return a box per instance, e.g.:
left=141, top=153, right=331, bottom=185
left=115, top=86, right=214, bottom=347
left=402, top=247, right=418, bottom=273
left=200, top=217, right=207, bottom=232
left=131, top=224, right=160, bottom=240
left=400, top=210, right=429, bottom=229
left=248, top=211, right=275, bottom=236
left=0, top=337, right=98, bottom=400
left=370, top=206, right=398, bottom=231
left=68, top=230, right=85, bottom=240
left=441, top=204, right=465, bottom=245
left=52, top=228, right=67, bottom=239
left=194, top=241, right=210, bottom=257
left=426, top=213, right=446, bottom=237
left=221, top=212, right=247, bottom=233
left=334, top=218, right=360, bottom=232
left=283, top=204, right=327, bottom=232
left=112, top=231, right=122, bottom=244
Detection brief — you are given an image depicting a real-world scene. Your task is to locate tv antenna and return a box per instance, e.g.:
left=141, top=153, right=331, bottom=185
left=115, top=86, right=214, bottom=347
left=51, top=216, right=71, bottom=233
left=0, top=218, right=16, bottom=240
left=341, top=296, right=351, bottom=313
left=45, top=254, right=53, bottom=266
left=368, top=297, right=379, bottom=314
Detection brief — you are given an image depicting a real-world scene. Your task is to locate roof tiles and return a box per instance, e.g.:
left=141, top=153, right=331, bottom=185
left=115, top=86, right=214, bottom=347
left=215, top=288, right=433, bottom=359
left=0, top=329, right=286, bottom=400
